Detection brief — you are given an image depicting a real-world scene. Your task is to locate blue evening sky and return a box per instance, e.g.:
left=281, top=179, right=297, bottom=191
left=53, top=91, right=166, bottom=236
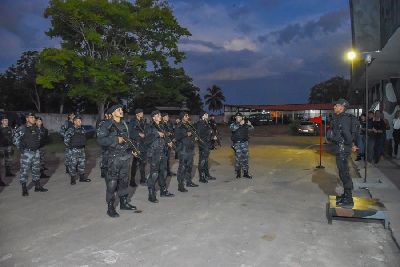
left=0, top=0, right=352, bottom=105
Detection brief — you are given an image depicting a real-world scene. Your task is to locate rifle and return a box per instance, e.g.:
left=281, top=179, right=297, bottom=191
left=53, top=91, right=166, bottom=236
left=183, top=122, right=204, bottom=144
left=153, top=122, right=176, bottom=149
left=110, top=122, right=142, bottom=160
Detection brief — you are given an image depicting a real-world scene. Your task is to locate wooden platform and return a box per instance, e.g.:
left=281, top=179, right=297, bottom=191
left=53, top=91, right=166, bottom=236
left=326, top=196, right=389, bottom=228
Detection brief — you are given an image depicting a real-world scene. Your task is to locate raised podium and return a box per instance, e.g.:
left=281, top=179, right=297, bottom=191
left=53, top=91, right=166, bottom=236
left=326, top=196, right=389, bottom=228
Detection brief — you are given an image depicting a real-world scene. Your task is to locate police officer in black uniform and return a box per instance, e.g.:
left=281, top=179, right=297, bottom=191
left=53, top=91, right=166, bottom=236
left=161, top=112, right=176, bottom=177
left=129, top=108, right=147, bottom=187
left=0, top=115, right=15, bottom=177
left=145, top=110, right=174, bottom=203
left=175, top=111, right=198, bottom=192
left=97, top=105, right=137, bottom=217
left=197, top=111, right=216, bottom=183
left=329, top=99, right=359, bottom=206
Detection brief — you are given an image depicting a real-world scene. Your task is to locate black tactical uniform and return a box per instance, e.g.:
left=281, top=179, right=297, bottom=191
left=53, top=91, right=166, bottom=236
left=0, top=116, right=15, bottom=177
left=145, top=110, right=174, bottom=203
left=129, top=109, right=147, bottom=187
left=97, top=105, right=136, bottom=217
left=175, top=112, right=198, bottom=192
left=329, top=99, right=359, bottom=206
left=197, top=112, right=216, bottom=183
left=97, top=115, right=110, bottom=179
left=161, top=113, right=176, bottom=177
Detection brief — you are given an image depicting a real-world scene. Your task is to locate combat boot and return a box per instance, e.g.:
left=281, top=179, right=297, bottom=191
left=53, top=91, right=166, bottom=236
left=34, top=181, right=48, bottom=192
left=40, top=170, right=50, bottom=179
left=70, top=176, right=76, bottom=185
left=120, top=195, right=137, bottom=210
left=140, top=177, right=147, bottom=185
left=337, top=189, right=354, bottom=207
left=160, top=186, right=175, bottom=197
left=206, top=169, right=216, bottom=180
left=21, top=183, right=28, bottom=196
left=79, top=174, right=91, bottom=182
left=186, top=181, right=199, bottom=187
left=178, top=183, right=188, bottom=192
left=107, top=199, right=119, bottom=218
left=148, top=187, right=159, bottom=203
left=5, top=167, right=15, bottom=177
left=129, top=177, right=138, bottom=187
left=236, top=169, right=241, bottom=179
left=199, top=173, right=208, bottom=183
left=243, top=170, right=253, bottom=179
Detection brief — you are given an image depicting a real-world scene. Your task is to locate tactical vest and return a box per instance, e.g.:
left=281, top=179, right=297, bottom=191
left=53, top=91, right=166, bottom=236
left=23, top=126, right=40, bottom=150
left=70, top=129, right=86, bottom=148
left=231, top=125, right=249, bottom=142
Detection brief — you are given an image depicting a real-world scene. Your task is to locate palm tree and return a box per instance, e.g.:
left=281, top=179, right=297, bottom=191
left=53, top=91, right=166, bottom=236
left=204, top=85, right=225, bottom=113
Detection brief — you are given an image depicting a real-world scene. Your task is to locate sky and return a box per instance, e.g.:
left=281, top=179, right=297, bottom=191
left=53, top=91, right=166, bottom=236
left=0, top=0, right=352, bottom=105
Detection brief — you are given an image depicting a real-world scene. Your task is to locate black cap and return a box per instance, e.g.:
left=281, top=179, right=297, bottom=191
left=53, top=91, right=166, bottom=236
left=334, top=98, right=349, bottom=108
left=26, top=112, right=36, bottom=117
left=235, top=112, right=243, bottom=117
left=151, top=110, right=161, bottom=117
left=0, top=115, right=7, bottom=120
left=108, top=104, right=123, bottom=114
left=200, top=110, right=208, bottom=117
left=135, top=108, right=143, bottom=114
left=74, top=115, right=82, bottom=120
left=35, top=116, right=42, bottom=120
left=161, top=112, right=169, bottom=117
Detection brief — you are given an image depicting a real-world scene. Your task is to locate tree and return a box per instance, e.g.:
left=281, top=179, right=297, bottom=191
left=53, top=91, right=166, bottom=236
left=308, top=76, right=350, bottom=103
left=204, top=85, right=225, bottom=113
left=37, top=0, right=191, bottom=117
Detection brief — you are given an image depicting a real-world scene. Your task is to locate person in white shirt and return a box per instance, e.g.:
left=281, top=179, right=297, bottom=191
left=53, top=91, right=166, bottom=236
left=393, top=110, right=400, bottom=159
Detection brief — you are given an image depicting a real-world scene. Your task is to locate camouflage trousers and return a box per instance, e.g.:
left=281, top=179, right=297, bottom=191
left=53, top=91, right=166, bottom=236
left=39, top=148, right=45, bottom=171
left=64, top=147, right=70, bottom=167
left=198, top=147, right=210, bottom=177
left=0, top=146, right=14, bottom=168
left=177, top=150, right=194, bottom=184
left=106, top=153, right=132, bottom=203
left=147, top=149, right=167, bottom=189
left=233, top=141, right=249, bottom=172
left=19, top=149, right=40, bottom=184
left=66, top=148, right=86, bottom=177
left=100, top=147, right=109, bottom=178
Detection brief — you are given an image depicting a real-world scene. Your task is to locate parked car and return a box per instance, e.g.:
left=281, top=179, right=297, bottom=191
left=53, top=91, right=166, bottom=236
left=297, top=121, right=320, bottom=135
left=82, top=125, right=96, bottom=138
left=248, top=113, right=273, bottom=126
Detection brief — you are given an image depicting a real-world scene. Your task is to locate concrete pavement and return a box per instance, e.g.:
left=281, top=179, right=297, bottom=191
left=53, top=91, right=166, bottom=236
left=0, top=135, right=399, bottom=266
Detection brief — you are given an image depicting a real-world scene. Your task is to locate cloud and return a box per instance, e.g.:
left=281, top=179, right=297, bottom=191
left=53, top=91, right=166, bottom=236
left=223, top=37, right=258, bottom=52
left=260, top=10, right=349, bottom=45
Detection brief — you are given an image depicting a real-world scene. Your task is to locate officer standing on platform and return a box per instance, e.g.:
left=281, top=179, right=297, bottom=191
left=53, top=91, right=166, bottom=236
left=97, top=105, right=137, bottom=217
left=36, top=116, right=50, bottom=179
left=197, top=111, right=217, bottom=183
left=161, top=112, right=176, bottom=177
left=0, top=115, right=15, bottom=177
left=329, top=99, right=359, bottom=207
left=13, top=113, right=48, bottom=196
left=175, top=111, right=198, bottom=192
left=230, top=113, right=254, bottom=179
left=129, top=108, right=147, bottom=187
left=64, top=115, right=91, bottom=185
left=145, top=110, right=174, bottom=203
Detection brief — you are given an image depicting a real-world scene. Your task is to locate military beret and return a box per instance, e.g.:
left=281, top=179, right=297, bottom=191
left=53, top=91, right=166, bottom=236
left=26, top=112, right=36, bottom=117
left=108, top=104, right=123, bottom=114
left=135, top=108, right=144, bottom=114
left=235, top=112, right=243, bottom=117
left=334, top=98, right=349, bottom=108
left=151, top=110, right=161, bottom=117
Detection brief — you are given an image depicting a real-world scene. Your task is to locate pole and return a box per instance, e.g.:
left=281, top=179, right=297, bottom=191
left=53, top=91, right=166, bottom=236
left=364, top=62, right=368, bottom=183
left=316, top=119, right=325, bottom=169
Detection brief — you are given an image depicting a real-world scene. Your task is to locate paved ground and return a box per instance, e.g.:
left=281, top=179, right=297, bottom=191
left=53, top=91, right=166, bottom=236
left=0, top=127, right=399, bottom=266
